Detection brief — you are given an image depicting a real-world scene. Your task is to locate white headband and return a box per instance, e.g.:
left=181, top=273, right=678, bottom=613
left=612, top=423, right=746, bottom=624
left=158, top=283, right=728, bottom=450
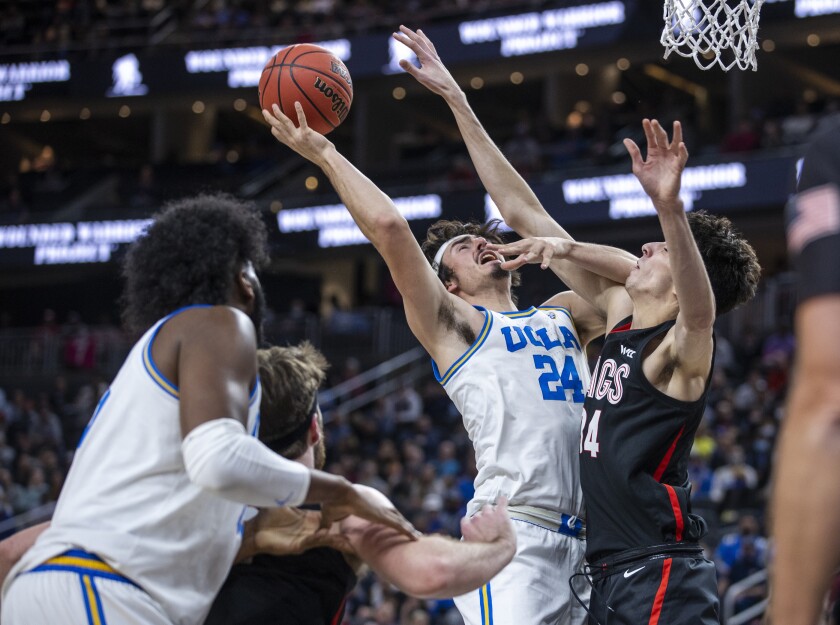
left=431, top=235, right=470, bottom=273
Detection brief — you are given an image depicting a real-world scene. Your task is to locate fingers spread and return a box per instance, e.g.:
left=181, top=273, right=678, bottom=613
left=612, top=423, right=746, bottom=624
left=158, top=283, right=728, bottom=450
left=672, top=120, right=683, bottom=148
left=623, top=138, right=642, bottom=166
left=500, top=255, right=527, bottom=271
left=652, top=119, right=669, bottom=149
left=642, top=118, right=657, bottom=149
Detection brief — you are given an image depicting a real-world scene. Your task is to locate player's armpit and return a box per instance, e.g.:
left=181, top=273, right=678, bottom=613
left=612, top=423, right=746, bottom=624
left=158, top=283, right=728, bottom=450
left=646, top=325, right=713, bottom=402
left=541, top=291, right=605, bottom=347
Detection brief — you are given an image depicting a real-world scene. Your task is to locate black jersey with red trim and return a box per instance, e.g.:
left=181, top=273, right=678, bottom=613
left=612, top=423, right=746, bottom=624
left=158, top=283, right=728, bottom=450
left=579, top=316, right=712, bottom=563
left=205, top=547, right=356, bottom=625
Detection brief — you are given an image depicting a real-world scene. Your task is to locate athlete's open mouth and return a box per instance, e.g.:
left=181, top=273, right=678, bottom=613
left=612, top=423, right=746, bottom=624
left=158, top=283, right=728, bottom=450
left=479, top=252, right=499, bottom=265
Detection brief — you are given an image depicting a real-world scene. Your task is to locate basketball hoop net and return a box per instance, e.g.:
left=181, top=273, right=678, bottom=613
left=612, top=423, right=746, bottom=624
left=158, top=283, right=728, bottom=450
left=661, top=0, right=766, bottom=71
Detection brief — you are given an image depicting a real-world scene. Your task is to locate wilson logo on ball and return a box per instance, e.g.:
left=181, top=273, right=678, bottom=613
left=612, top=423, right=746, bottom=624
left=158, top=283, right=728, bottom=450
left=313, top=77, right=349, bottom=120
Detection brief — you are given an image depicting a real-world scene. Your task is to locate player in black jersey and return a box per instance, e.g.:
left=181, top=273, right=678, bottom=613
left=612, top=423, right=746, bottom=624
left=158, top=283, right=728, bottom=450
left=771, top=122, right=840, bottom=625
left=0, top=343, right=517, bottom=624
left=487, top=119, right=761, bottom=625
left=204, top=343, right=517, bottom=625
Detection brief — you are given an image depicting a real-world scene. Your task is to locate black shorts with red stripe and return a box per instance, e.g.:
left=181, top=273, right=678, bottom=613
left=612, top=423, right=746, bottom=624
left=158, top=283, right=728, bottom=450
left=584, top=544, right=718, bottom=625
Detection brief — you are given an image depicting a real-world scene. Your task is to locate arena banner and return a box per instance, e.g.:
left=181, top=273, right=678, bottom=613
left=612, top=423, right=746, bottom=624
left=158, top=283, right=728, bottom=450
left=0, top=1, right=636, bottom=103
left=0, top=152, right=800, bottom=265
left=273, top=151, right=798, bottom=250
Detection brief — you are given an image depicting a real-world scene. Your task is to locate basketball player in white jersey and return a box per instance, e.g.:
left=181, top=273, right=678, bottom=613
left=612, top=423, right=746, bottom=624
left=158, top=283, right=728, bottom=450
left=263, top=93, right=633, bottom=623
left=1, top=194, right=415, bottom=625
left=0, top=343, right=517, bottom=623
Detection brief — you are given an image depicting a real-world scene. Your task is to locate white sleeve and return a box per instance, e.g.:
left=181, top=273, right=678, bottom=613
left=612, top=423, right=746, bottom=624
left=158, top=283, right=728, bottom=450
left=181, top=418, right=311, bottom=507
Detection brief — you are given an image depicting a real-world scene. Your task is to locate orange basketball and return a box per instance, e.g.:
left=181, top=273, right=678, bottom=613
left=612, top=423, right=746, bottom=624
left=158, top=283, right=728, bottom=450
left=259, top=44, right=353, bottom=135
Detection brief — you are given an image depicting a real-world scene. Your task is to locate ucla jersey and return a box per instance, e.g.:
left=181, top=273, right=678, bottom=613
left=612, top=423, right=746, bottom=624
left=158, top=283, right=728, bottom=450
left=433, top=306, right=589, bottom=518
left=5, top=306, right=261, bottom=625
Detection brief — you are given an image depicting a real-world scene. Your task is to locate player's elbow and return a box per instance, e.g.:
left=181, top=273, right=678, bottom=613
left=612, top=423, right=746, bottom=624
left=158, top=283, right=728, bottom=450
left=371, top=212, right=409, bottom=237
left=398, top=553, right=458, bottom=598
left=182, top=422, right=245, bottom=495
left=184, top=453, right=236, bottom=494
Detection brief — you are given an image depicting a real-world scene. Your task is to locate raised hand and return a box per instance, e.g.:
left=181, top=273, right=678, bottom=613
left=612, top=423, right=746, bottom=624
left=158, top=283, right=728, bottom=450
left=460, top=497, right=515, bottom=548
left=262, top=102, right=334, bottom=165
left=623, top=119, right=689, bottom=208
left=322, top=484, right=419, bottom=541
left=485, top=237, right=572, bottom=271
left=391, top=25, right=460, bottom=98
left=248, top=507, right=353, bottom=557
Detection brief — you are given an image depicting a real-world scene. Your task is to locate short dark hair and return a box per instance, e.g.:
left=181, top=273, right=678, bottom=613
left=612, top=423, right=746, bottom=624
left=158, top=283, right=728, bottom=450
left=257, top=343, right=328, bottom=459
left=688, top=211, right=761, bottom=315
left=421, top=219, right=521, bottom=289
left=121, top=193, right=269, bottom=333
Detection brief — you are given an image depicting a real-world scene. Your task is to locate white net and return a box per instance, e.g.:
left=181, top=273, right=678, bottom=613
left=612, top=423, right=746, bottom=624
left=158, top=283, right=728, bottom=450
left=661, top=0, right=766, bottom=71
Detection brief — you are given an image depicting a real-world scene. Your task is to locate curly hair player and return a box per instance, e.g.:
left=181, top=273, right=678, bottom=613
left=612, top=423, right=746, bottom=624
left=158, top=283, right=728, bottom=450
left=0, top=194, right=415, bottom=625
left=386, top=27, right=759, bottom=624
left=485, top=120, right=761, bottom=624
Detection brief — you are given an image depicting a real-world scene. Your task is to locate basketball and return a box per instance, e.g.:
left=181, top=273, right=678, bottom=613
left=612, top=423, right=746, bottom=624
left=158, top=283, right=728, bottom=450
left=259, top=44, right=353, bottom=135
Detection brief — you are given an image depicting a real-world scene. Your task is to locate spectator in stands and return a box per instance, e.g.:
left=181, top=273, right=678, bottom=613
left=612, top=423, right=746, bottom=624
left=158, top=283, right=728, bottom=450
left=128, top=164, right=161, bottom=209
left=688, top=452, right=714, bottom=505
left=733, top=369, right=767, bottom=413
left=434, top=440, right=460, bottom=478
left=10, top=466, right=48, bottom=514
left=0, top=187, right=29, bottom=224
left=721, top=537, right=767, bottom=611
left=387, top=382, right=423, bottom=440
left=503, top=120, right=543, bottom=179
left=710, top=445, right=759, bottom=512
left=715, top=514, right=767, bottom=576
left=62, top=313, right=97, bottom=370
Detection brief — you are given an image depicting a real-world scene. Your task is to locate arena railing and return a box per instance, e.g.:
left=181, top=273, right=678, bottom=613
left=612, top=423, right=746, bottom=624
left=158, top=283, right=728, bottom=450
left=318, top=346, right=428, bottom=419
left=0, top=502, right=56, bottom=537
left=722, top=568, right=768, bottom=625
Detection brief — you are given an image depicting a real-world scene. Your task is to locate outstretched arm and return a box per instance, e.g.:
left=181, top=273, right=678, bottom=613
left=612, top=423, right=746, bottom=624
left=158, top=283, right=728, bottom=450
left=262, top=103, right=480, bottom=364
left=486, top=237, right=634, bottom=332
left=342, top=492, right=516, bottom=598
left=393, top=25, right=635, bottom=313
left=628, top=120, right=714, bottom=382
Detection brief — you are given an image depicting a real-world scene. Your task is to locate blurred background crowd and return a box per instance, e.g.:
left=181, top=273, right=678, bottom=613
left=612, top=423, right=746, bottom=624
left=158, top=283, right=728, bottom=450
left=3, top=0, right=840, bottom=622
